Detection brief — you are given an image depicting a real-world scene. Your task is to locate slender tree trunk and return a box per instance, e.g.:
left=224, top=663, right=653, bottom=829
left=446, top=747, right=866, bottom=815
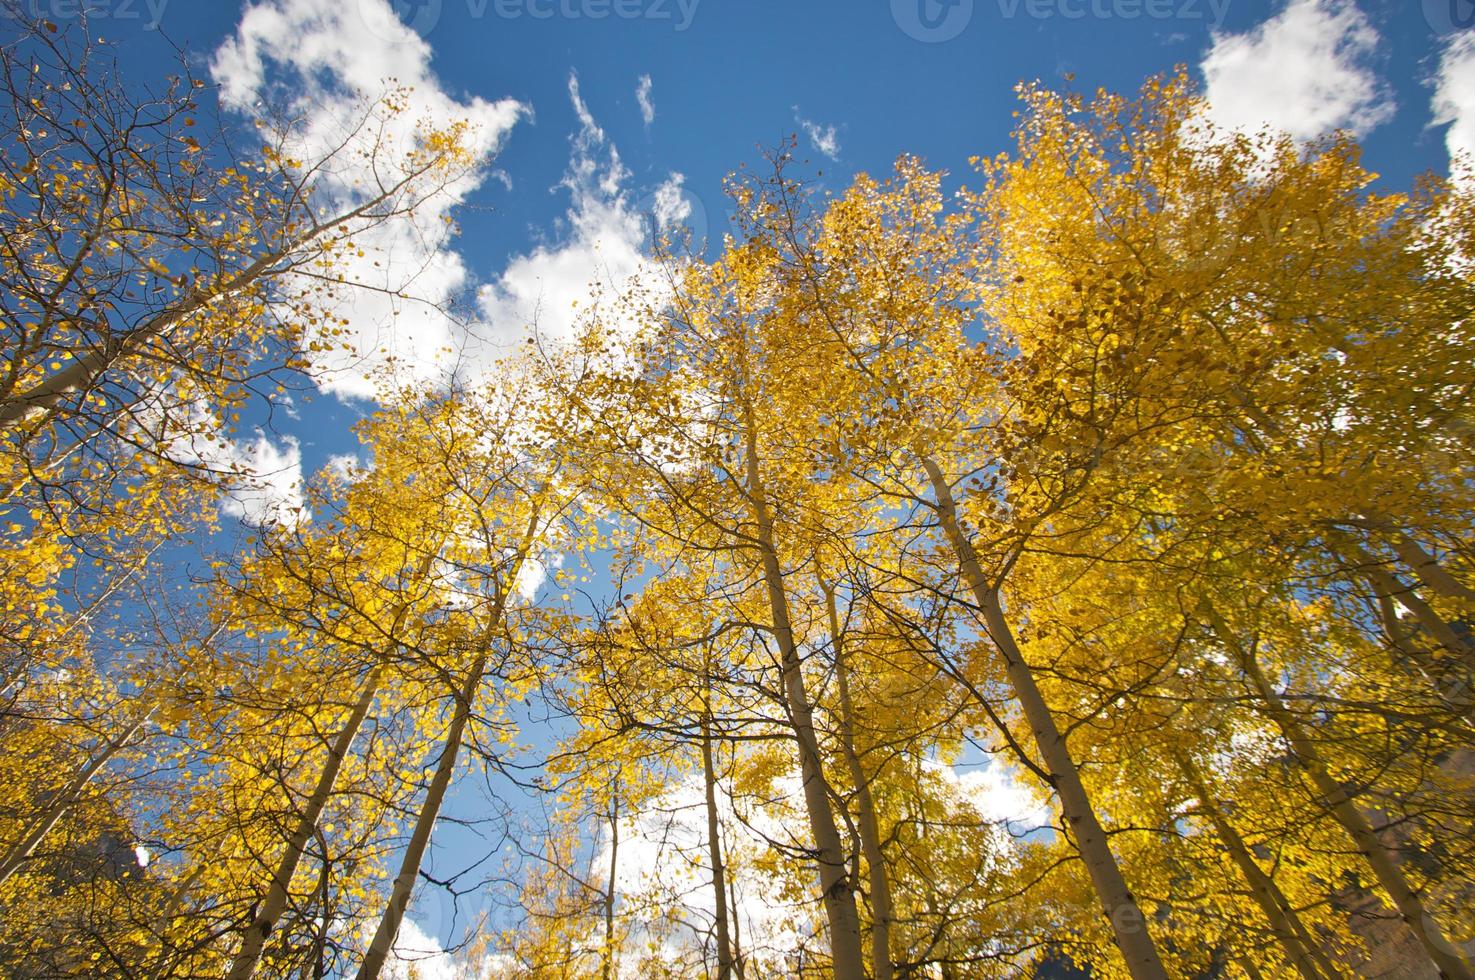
left=356, top=516, right=537, bottom=980
left=1329, top=531, right=1474, bottom=668
left=2, top=621, right=225, bottom=888
left=1173, top=750, right=1342, bottom=980
left=602, top=788, right=620, bottom=980
left=0, top=711, right=151, bottom=886
left=824, top=583, right=896, bottom=980
left=1205, top=608, right=1475, bottom=980
left=1363, top=563, right=1474, bottom=664
left=306, top=840, right=334, bottom=980
left=701, top=678, right=736, bottom=980
left=355, top=652, right=485, bottom=980
left=1389, top=534, right=1475, bottom=605
left=1376, top=591, right=1444, bottom=680
left=1371, top=581, right=1474, bottom=728
left=728, top=862, right=746, bottom=979
left=231, top=554, right=435, bottom=979
left=743, top=430, right=866, bottom=980
left=920, top=455, right=1169, bottom=980
left=227, top=668, right=383, bottom=980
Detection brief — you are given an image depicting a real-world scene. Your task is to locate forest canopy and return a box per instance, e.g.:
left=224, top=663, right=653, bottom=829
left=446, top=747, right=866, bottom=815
left=1, top=9, right=1473, bottom=980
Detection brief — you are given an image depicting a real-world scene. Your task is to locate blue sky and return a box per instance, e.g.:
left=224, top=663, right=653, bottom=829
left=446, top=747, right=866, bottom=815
left=22, top=0, right=1475, bottom=968
left=37, top=0, right=1472, bottom=516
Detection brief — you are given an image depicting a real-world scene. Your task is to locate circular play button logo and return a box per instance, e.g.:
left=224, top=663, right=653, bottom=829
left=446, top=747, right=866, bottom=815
left=359, top=0, right=443, bottom=43
left=892, top=0, right=974, bottom=43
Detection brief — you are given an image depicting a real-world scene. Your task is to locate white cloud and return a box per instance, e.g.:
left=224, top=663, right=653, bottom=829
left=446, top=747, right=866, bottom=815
left=385, top=918, right=456, bottom=980
left=475, top=72, right=683, bottom=355
left=597, top=771, right=821, bottom=971
left=649, top=172, right=693, bottom=232
left=513, top=551, right=563, bottom=603
left=214, top=7, right=686, bottom=400
left=636, top=73, right=655, bottom=128
left=1432, top=31, right=1475, bottom=185
left=216, top=432, right=307, bottom=529
left=211, top=0, right=525, bottom=399
left=794, top=109, right=841, bottom=160
left=592, top=757, right=1035, bottom=972
left=1200, top=0, right=1393, bottom=142
left=941, top=760, right=1053, bottom=832
left=325, top=452, right=371, bottom=483
left=140, top=394, right=307, bottom=529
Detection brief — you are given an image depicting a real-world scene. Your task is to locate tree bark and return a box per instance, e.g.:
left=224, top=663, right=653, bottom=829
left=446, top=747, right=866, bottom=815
left=1379, top=531, right=1475, bottom=605
left=602, top=788, right=620, bottom=980
left=825, top=582, right=896, bottom=980
left=1362, top=563, right=1475, bottom=666
left=920, top=455, right=1169, bottom=980
left=744, top=427, right=866, bottom=980
left=1329, top=530, right=1474, bottom=670
left=231, top=554, right=436, bottom=979
left=1204, top=607, right=1475, bottom=980
left=1173, top=750, right=1343, bottom=980
left=356, top=515, right=538, bottom=980
left=227, top=668, right=383, bottom=980
left=355, top=652, right=485, bottom=980
left=701, top=671, right=736, bottom=980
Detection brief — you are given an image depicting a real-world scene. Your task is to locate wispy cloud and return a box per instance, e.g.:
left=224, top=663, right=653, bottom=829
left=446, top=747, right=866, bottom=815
left=636, top=73, right=655, bottom=128
left=475, top=71, right=685, bottom=355
left=793, top=108, right=841, bottom=160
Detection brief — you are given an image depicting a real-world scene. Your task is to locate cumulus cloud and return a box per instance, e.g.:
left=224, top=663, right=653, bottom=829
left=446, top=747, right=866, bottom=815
left=1200, top=0, right=1393, bottom=142
left=594, top=757, right=1040, bottom=971
left=943, top=760, right=1053, bottom=833
left=1432, top=31, right=1475, bottom=185
left=636, top=73, right=655, bottom=128
left=793, top=108, right=841, bottom=160
left=384, top=918, right=457, bottom=980
left=213, top=5, right=686, bottom=400
left=216, top=432, right=307, bottom=528
left=153, top=409, right=307, bottom=528
left=211, top=0, right=525, bottom=399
